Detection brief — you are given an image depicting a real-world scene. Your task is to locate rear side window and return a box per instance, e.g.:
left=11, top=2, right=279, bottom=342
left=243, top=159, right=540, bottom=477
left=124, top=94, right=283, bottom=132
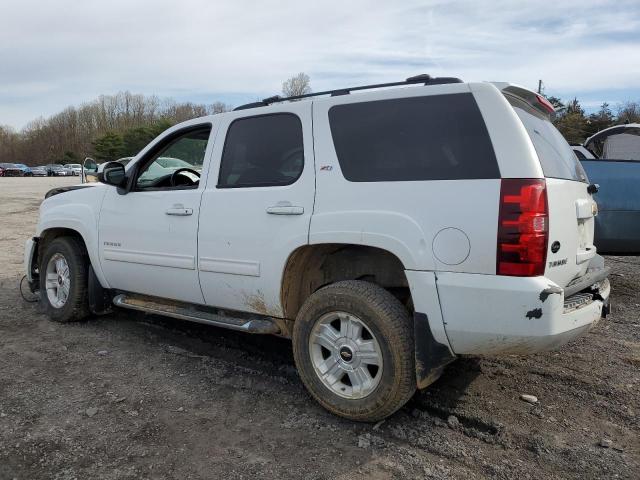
left=509, top=97, right=588, bottom=182
left=328, top=93, right=499, bottom=182
left=573, top=149, right=586, bottom=160
left=218, top=113, right=304, bottom=188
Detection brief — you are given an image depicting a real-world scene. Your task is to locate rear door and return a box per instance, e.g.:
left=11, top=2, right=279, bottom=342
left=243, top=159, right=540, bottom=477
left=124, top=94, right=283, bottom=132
left=197, top=102, right=315, bottom=317
left=510, top=98, right=597, bottom=287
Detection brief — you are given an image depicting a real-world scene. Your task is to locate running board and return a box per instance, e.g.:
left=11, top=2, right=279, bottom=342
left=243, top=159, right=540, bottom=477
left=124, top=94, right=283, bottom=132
left=112, top=294, right=280, bottom=334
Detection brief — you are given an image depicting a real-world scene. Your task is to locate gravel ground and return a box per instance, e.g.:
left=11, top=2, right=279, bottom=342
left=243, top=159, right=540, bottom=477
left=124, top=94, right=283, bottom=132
left=0, top=177, right=638, bottom=479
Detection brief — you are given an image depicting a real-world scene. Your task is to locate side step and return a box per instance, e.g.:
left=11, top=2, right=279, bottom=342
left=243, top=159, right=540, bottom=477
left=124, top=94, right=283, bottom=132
left=112, top=294, right=280, bottom=334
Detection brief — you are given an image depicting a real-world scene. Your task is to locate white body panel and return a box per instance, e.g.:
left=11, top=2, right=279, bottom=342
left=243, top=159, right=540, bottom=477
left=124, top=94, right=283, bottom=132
left=197, top=102, right=315, bottom=316
left=572, top=146, right=597, bottom=160
left=544, top=178, right=597, bottom=285
left=98, top=187, right=206, bottom=304
left=35, top=183, right=110, bottom=287
left=311, top=84, right=501, bottom=275
left=96, top=118, right=219, bottom=304
left=437, top=271, right=609, bottom=354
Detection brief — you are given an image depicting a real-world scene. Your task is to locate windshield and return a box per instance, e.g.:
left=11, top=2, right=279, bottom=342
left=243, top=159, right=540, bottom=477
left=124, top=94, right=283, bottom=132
left=509, top=98, right=587, bottom=182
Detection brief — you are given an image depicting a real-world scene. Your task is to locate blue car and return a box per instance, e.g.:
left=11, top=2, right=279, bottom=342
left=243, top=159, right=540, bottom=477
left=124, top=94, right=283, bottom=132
left=574, top=124, right=640, bottom=254
left=13, top=163, right=33, bottom=176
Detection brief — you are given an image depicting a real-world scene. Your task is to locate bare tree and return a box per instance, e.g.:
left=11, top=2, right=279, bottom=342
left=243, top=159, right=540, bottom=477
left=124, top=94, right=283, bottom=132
left=0, top=92, right=233, bottom=165
left=209, top=101, right=230, bottom=114
left=617, top=101, right=640, bottom=124
left=282, top=72, right=312, bottom=98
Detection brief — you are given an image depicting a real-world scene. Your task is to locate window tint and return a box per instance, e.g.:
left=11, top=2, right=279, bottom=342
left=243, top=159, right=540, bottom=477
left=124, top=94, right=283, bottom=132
left=573, top=149, right=586, bottom=160
left=509, top=98, right=587, bottom=182
left=218, top=114, right=304, bottom=188
left=136, top=127, right=211, bottom=189
left=328, top=93, right=499, bottom=182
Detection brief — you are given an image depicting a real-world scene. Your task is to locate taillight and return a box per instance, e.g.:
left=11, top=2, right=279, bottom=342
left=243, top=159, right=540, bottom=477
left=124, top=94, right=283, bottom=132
left=497, top=179, right=548, bottom=276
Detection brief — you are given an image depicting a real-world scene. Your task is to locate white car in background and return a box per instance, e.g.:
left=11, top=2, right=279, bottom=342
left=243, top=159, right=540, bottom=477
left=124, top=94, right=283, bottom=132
left=63, top=163, right=82, bottom=176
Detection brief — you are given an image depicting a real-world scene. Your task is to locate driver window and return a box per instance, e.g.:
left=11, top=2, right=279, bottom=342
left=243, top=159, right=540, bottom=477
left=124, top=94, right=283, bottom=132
left=136, top=126, right=211, bottom=190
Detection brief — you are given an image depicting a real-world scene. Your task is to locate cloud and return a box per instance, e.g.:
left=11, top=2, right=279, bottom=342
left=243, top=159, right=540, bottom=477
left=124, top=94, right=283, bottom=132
left=1, top=0, right=639, bottom=128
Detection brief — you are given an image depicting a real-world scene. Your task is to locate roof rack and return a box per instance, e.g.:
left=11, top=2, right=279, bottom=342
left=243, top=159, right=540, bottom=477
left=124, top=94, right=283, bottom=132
left=233, top=74, right=463, bottom=111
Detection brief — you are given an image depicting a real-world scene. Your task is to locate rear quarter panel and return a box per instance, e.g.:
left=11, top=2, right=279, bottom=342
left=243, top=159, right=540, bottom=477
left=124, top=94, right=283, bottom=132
left=311, top=83, right=502, bottom=274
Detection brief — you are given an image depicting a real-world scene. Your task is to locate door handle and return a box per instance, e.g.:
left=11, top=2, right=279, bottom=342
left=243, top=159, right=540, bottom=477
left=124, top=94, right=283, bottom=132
left=266, top=205, right=304, bottom=215
left=166, top=207, right=193, bottom=216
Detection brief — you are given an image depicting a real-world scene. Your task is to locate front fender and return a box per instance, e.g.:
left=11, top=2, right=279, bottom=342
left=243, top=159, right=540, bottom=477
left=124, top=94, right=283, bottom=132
left=36, top=187, right=109, bottom=288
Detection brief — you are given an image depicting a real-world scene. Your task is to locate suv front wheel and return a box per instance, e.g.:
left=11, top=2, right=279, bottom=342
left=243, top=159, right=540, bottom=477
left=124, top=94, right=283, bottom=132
left=39, top=236, right=90, bottom=322
left=293, top=280, right=416, bottom=422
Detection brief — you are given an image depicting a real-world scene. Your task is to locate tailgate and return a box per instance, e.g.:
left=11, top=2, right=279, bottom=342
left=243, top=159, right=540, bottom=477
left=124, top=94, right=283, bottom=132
left=505, top=91, right=599, bottom=290
left=545, top=178, right=597, bottom=288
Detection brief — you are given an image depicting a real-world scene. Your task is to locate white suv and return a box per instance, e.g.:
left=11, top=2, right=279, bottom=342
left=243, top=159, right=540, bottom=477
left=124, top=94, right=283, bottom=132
left=25, top=75, right=610, bottom=421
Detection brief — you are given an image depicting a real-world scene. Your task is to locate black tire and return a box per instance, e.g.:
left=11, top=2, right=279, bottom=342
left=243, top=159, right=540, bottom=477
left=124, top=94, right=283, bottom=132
left=39, top=236, right=90, bottom=322
left=292, top=280, right=416, bottom=422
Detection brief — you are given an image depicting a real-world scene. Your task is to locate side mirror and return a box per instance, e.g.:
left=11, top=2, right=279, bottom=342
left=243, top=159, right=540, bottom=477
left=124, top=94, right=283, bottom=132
left=99, top=161, right=126, bottom=187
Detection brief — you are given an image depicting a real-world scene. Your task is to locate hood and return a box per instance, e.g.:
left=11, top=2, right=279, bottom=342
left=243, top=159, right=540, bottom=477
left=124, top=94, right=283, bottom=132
left=44, top=183, right=98, bottom=199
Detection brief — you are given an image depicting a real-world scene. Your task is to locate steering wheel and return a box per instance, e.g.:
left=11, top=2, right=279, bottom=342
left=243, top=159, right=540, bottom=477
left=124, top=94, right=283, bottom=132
left=170, top=168, right=201, bottom=187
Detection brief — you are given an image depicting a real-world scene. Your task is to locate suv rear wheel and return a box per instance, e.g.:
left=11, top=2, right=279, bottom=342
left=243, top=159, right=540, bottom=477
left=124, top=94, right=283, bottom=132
left=293, top=280, right=415, bottom=421
left=39, top=236, right=90, bottom=322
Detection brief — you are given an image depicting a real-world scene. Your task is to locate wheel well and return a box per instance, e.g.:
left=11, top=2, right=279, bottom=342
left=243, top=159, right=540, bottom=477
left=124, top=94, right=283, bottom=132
left=281, top=244, right=411, bottom=320
left=38, top=228, right=88, bottom=265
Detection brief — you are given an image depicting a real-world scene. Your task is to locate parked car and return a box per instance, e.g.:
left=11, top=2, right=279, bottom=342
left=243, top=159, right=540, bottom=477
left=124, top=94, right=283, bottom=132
left=575, top=124, right=640, bottom=254
left=45, top=164, right=71, bottom=176
left=13, top=163, right=33, bottom=176
left=82, top=157, right=164, bottom=183
left=31, top=166, right=48, bottom=177
left=571, top=145, right=597, bottom=160
left=0, top=163, right=24, bottom=176
left=63, top=163, right=82, bottom=176
left=25, top=75, right=610, bottom=421
left=586, top=123, right=640, bottom=160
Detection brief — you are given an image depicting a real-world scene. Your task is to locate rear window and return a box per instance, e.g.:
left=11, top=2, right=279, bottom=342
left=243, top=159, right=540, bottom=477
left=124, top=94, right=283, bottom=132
left=328, top=93, right=499, bottom=182
left=510, top=97, right=587, bottom=182
left=218, top=113, right=304, bottom=188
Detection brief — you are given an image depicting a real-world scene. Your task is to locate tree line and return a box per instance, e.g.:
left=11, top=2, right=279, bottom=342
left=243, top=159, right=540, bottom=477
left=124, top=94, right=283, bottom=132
left=0, top=73, right=312, bottom=166
left=0, top=72, right=637, bottom=165
left=0, top=92, right=231, bottom=166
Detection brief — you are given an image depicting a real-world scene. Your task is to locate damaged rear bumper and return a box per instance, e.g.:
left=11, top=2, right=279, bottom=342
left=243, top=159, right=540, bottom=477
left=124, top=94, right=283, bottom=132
left=435, top=257, right=611, bottom=355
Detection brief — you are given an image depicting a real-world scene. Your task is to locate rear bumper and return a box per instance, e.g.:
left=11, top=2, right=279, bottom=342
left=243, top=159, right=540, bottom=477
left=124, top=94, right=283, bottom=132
left=431, top=258, right=610, bottom=355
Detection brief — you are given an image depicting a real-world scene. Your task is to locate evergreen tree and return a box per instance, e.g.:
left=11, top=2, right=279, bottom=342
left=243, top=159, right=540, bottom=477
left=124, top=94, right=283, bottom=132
left=93, top=132, right=124, bottom=161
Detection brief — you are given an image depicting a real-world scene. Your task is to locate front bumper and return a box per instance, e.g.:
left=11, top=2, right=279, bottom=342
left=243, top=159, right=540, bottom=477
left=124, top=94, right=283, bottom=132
left=24, top=237, right=39, bottom=288
left=433, top=258, right=610, bottom=355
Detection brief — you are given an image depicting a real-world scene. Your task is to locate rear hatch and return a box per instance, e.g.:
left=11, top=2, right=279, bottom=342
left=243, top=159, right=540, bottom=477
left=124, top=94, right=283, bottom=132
left=505, top=90, right=597, bottom=288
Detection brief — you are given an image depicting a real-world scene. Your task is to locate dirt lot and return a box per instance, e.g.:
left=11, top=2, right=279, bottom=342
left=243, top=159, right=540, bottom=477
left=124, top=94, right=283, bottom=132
left=0, top=177, right=638, bottom=479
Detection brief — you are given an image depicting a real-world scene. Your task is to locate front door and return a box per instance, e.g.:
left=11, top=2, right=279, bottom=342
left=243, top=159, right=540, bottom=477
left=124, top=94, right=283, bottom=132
left=198, top=102, right=315, bottom=316
left=98, top=124, right=215, bottom=304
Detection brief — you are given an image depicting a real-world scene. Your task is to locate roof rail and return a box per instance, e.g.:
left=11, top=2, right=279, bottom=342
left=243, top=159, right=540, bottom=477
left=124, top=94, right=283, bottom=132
left=233, top=74, right=463, bottom=111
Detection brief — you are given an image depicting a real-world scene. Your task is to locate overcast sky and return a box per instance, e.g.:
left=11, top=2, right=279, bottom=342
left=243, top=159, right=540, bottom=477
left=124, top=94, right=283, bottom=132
left=1, top=0, right=639, bottom=129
